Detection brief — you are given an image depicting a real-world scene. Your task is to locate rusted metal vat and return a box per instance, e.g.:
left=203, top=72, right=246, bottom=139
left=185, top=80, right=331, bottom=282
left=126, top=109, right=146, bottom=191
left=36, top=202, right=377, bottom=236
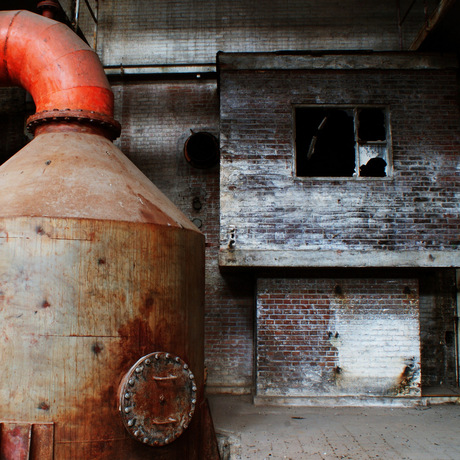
left=0, top=10, right=216, bottom=460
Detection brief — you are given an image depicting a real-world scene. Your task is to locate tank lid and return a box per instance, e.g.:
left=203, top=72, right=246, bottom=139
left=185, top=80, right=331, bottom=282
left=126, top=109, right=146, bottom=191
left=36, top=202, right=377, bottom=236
left=0, top=132, right=199, bottom=231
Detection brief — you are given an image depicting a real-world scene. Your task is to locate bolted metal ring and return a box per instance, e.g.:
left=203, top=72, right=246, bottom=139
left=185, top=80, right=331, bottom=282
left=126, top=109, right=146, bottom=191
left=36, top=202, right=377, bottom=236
left=118, top=351, right=197, bottom=447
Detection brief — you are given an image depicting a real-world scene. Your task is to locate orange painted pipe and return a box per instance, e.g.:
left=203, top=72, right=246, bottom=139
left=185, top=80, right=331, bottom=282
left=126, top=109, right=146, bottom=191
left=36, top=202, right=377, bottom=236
left=0, top=10, right=119, bottom=138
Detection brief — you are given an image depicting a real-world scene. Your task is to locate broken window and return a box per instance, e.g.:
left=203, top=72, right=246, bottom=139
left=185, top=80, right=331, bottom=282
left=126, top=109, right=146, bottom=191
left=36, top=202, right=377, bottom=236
left=295, top=106, right=390, bottom=178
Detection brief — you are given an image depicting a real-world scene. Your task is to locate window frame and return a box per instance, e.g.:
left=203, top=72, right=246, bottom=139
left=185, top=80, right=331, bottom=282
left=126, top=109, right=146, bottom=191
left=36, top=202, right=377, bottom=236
left=293, top=104, right=393, bottom=180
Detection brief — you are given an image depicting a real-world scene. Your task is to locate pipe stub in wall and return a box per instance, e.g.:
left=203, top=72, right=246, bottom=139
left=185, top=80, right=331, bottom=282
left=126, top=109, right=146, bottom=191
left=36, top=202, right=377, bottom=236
left=184, top=132, right=219, bottom=169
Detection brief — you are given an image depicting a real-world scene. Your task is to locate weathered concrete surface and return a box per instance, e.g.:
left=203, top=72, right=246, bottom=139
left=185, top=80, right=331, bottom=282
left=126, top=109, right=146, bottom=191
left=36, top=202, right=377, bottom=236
left=217, top=52, right=459, bottom=71
left=219, top=249, right=459, bottom=268
left=210, top=395, right=460, bottom=459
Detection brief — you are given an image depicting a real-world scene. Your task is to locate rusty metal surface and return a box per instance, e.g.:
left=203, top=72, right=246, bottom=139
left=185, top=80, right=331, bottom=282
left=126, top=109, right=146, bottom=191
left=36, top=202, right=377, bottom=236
left=30, top=423, right=54, bottom=460
left=0, top=132, right=198, bottom=228
left=28, top=109, right=121, bottom=140
left=119, top=352, right=197, bottom=447
left=200, top=399, right=222, bottom=460
left=0, top=217, right=205, bottom=459
left=0, top=422, right=54, bottom=460
left=0, top=423, right=31, bottom=460
left=0, top=10, right=218, bottom=459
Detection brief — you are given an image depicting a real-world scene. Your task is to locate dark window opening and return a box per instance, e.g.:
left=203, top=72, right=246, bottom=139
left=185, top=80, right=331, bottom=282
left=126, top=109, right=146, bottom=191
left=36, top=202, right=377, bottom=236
left=358, top=108, right=386, bottom=141
left=295, top=106, right=390, bottom=178
left=296, top=108, right=355, bottom=177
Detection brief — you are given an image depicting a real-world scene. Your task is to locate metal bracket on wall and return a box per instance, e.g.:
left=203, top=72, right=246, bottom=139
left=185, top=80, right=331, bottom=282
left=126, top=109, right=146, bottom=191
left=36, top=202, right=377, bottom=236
left=228, top=226, right=237, bottom=249
left=72, top=0, right=99, bottom=49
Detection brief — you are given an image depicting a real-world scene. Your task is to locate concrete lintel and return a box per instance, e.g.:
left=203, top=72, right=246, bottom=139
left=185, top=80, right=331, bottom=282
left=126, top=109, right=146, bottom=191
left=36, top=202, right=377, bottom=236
left=104, top=64, right=216, bottom=76
left=206, top=385, right=252, bottom=396
left=253, top=395, right=459, bottom=407
left=217, top=51, right=458, bottom=71
left=219, top=249, right=459, bottom=269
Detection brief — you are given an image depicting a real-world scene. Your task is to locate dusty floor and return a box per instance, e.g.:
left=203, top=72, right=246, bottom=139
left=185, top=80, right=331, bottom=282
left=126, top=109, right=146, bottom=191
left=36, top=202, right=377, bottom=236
left=209, top=395, right=460, bottom=460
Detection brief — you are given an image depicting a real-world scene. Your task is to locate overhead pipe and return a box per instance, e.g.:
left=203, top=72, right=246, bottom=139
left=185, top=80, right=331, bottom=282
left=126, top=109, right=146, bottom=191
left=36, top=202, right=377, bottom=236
left=0, top=9, right=120, bottom=139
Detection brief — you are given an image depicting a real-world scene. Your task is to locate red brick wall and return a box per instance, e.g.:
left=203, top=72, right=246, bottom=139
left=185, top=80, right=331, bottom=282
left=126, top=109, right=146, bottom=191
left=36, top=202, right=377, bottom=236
left=219, top=67, right=460, bottom=255
left=1, top=71, right=455, bottom=396
left=108, top=72, right=457, bottom=395
left=256, top=278, right=421, bottom=398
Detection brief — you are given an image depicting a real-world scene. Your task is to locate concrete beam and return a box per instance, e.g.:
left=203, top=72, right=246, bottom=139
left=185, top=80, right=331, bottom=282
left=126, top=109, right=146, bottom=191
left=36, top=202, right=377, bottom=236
left=104, top=64, right=216, bottom=76
left=217, top=51, right=458, bottom=71
left=219, top=249, right=459, bottom=269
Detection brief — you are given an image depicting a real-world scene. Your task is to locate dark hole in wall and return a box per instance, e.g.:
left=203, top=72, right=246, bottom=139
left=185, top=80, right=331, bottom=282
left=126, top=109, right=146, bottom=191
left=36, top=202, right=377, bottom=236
left=184, top=132, right=219, bottom=169
left=445, top=330, right=455, bottom=346
left=0, top=88, right=34, bottom=166
left=296, top=108, right=355, bottom=177
left=358, top=108, right=386, bottom=141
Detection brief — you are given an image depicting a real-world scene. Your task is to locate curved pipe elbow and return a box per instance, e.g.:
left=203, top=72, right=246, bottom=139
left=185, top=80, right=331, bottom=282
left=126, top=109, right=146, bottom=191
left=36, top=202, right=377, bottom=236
left=0, top=10, right=119, bottom=138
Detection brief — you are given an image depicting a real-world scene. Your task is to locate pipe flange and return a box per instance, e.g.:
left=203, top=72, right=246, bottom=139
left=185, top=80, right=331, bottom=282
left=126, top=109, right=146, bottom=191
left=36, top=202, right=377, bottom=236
left=27, top=109, right=122, bottom=140
left=37, top=0, right=60, bottom=10
left=118, top=352, right=197, bottom=447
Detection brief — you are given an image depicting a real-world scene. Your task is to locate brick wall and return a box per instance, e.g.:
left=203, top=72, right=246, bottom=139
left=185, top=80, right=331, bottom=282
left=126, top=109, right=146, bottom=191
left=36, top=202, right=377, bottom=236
left=0, top=4, right=457, bottom=401
left=0, top=88, right=29, bottom=166
left=97, top=0, right=425, bottom=66
left=219, top=58, right=460, bottom=266
left=256, top=278, right=421, bottom=398
left=419, top=270, right=458, bottom=387
left=111, top=78, right=254, bottom=392
left=0, top=71, right=457, bottom=398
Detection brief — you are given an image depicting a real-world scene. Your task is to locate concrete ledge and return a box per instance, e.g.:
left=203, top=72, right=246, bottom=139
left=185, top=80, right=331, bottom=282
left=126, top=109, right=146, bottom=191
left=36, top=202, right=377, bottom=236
left=254, top=395, right=460, bottom=407
left=206, top=385, right=253, bottom=396
left=105, top=63, right=216, bottom=76
left=217, top=51, right=458, bottom=71
left=219, top=249, right=459, bottom=269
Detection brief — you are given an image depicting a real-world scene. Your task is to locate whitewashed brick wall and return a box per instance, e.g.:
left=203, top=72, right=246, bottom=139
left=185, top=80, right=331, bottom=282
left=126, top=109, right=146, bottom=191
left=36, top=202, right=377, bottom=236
left=256, top=278, right=421, bottom=398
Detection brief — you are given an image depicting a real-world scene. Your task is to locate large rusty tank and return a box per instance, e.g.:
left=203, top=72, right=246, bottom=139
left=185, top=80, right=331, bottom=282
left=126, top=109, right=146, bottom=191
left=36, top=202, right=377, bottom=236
left=0, top=10, right=217, bottom=459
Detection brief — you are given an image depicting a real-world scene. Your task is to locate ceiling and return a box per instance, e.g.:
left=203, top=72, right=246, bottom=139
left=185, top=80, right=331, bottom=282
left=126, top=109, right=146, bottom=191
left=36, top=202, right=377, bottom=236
left=416, top=0, right=460, bottom=53
left=1, top=1, right=38, bottom=12
left=1, top=1, right=459, bottom=55
left=0, top=1, right=70, bottom=30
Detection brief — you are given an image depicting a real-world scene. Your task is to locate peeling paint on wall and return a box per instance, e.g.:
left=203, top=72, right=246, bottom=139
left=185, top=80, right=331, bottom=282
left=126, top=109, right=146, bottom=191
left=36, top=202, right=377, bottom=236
left=256, top=278, right=421, bottom=398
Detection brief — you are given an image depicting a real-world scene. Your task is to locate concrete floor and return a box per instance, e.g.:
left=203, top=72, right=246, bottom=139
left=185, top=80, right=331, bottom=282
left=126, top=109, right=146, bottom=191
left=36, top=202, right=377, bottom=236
left=209, top=395, right=460, bottom=460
